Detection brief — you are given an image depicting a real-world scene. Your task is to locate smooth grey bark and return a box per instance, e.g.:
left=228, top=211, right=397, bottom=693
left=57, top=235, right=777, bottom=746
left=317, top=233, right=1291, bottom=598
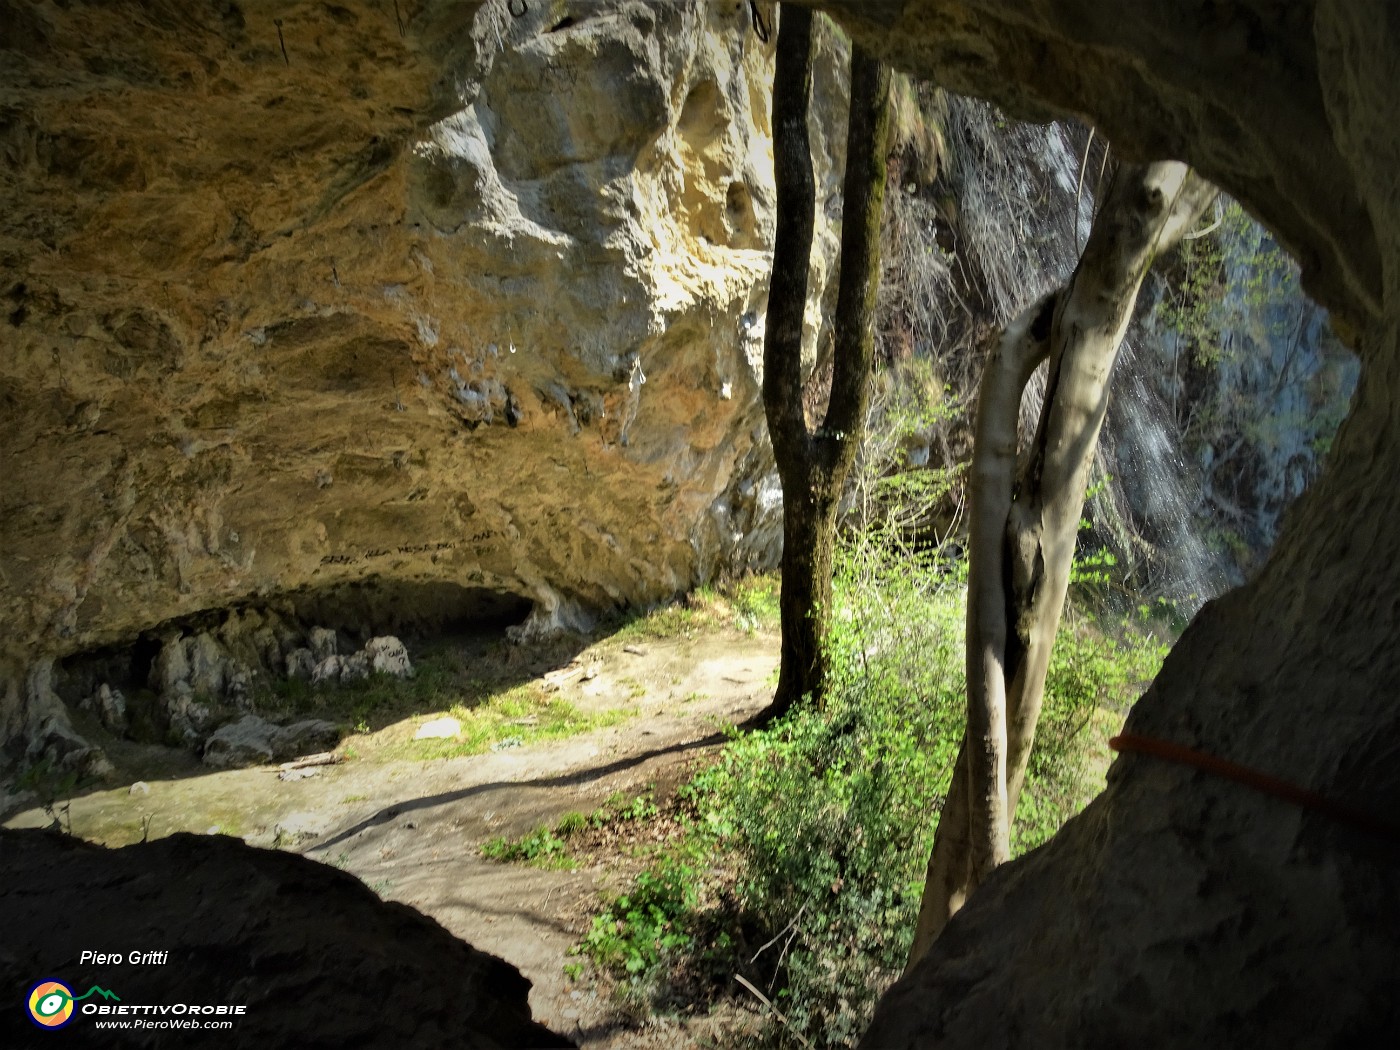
left=908, top=161, right=1218, bottom=965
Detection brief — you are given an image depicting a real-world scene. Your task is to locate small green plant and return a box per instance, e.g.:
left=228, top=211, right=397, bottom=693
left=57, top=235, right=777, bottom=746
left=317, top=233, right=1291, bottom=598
left=588, top=790, right=658, bottom=828
left=728, top=574, right=781, bottom=633
left=580, top=486, right=1169, bottom=1047
left=582, top=854, right=699, bottom=978
left=555, top=811, right=589, bottom=836
left=482, top=825, right=576, bottom=869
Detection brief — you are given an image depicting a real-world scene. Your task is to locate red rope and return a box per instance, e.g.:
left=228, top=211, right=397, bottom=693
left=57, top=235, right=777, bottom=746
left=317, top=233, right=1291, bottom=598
left=1109, top=732, right=1400, bottom=844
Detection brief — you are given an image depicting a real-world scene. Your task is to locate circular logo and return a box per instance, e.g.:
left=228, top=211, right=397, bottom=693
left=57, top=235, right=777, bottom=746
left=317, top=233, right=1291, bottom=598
left=27, top=980, right=75, bottom=1029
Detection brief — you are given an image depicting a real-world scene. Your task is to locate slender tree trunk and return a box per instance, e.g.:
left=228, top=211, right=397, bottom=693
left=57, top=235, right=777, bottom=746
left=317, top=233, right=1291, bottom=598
left=772, top=484, right=839, bottom=717
left=760, top=7, right=892, bottom=722
left=907, top=161, right=1217, bottom=967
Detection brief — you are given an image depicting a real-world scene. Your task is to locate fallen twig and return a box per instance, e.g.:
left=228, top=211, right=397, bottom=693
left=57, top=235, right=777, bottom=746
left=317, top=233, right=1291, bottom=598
left=733, top=974, right=812, bottom=1050
left=750, top=903, right=805, bottom=963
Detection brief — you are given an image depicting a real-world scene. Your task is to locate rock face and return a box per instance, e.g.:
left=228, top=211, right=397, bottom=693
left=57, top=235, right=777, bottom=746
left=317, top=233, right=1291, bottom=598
left=0, top=0, right=854, bottom=768
left=807, top=1, right=1400, bottom=1045
left=0, top=829, right=573, bottom=1048
left=201, top=714, right=341, bottom=769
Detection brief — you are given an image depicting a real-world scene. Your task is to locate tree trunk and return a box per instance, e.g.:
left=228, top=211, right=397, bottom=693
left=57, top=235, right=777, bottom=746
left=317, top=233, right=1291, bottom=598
left=907, top=161, right=1217, bottom=967
left=760, top=7, right=891, bottom=723
left=771, top=483, right=839, bottom=719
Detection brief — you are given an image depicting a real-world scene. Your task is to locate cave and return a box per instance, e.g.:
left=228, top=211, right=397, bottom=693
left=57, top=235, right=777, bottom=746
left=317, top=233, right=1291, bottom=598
left=48, top=579, right=533, bottom=722
left=283, top=578, right=534, bottom=643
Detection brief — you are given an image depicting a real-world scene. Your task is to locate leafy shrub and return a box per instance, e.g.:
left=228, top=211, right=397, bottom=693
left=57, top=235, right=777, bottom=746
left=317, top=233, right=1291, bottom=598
left=582, top=519, right=1169, bottom=1046
left=583, top=855, right=700, bottom=977
left=481, top=825, right=575, bottom=869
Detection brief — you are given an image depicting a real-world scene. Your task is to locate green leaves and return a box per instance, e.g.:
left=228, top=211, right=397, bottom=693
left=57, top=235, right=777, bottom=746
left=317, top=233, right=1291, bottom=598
left=481, top=826, right=573, bottom=869
left=582, top=855, right=699, bottom=977
left=578, top=509, right=1167, bottom=1045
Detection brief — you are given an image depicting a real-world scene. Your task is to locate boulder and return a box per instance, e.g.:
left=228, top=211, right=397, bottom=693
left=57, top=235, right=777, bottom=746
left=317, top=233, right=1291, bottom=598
left=415, top=716, right=461, bottom=740
left=201, top=715, right=277, bottom=769
left=338, top=651, right=371, bottom=684
left=270, top=719, right=341, bottom=760
left=19, top=661, right=110, bottom=780
left=202, top=715, right=342, bottom=769
left=365, top=636, right=413, bottom=678
left=308, top=627, right=340, bottom=664
left=285, top=648, right=318, bottom=681
left=0, top=829, right=573, bottom=1048
left=94, top=684, right=127, bottom=735
left=310, top=654, right=343, bottom=686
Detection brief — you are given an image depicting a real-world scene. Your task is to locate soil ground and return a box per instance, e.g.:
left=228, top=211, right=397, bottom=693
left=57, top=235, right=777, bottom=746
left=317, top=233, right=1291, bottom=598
left=3, top=619, right=781, bottom=1047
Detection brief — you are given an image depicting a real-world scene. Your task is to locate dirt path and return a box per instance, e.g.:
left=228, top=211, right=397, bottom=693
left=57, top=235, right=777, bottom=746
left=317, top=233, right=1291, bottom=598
left=4, top=625, right=779, bottom=1046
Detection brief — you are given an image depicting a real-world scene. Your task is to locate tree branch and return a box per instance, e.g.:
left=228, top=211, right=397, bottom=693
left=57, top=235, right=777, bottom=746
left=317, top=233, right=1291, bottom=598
left=762, top=5, right=817, bottom=470
left=817, top=46, right=891, bottom=479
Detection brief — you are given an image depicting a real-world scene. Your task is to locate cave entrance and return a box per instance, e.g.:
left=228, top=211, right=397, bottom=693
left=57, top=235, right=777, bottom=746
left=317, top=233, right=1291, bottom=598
left=284, top=578, right=533, bottom=646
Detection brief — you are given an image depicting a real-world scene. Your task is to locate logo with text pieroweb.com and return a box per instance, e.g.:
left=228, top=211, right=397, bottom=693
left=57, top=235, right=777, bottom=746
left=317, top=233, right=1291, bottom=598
left=27, top=980, right=119, bottom=1030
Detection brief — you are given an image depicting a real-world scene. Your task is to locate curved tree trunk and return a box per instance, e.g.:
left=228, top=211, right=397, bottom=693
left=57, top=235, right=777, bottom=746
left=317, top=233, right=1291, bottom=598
left=907, top=161, right=1218, bottom=966
left=760, top=7, right=892, bottom=723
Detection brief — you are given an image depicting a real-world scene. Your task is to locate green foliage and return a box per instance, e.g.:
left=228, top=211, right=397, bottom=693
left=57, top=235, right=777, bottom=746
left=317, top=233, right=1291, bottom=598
left=1157, top=211, right=1231, bottom=370
left=728, top=574, right=782, bottom=634
left=479, top=791, right=660, bottom=874
left=581, top=511, right=1168, bottom=1046
left=555, top=811, right=589, bottom=836
left=1068, top=541, right=1118, bottom=587
left=481, top=825, right=575, bottom=869
left=582, top=854, right=701, bottom=979
left=609, top=574, right=782, bottom=643
left=586, top=789, right=658, bottom=828
left=1072, top=475, right=1123, bottom=591
left=1014, top=614, right=1167, bottom=853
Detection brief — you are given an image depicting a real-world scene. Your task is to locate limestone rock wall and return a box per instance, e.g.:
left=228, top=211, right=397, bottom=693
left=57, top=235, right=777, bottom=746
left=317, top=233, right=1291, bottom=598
left=0, top=1, right=845, bottom=770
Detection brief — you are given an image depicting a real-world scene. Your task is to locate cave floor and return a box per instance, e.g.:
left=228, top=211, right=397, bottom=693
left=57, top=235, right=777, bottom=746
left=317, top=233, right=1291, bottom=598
left=4, top=623, right=781, bottom=1047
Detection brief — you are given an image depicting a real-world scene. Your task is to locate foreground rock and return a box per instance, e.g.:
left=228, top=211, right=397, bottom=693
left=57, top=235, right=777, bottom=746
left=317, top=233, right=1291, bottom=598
left=0, top=829, right=573, bottom=1048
